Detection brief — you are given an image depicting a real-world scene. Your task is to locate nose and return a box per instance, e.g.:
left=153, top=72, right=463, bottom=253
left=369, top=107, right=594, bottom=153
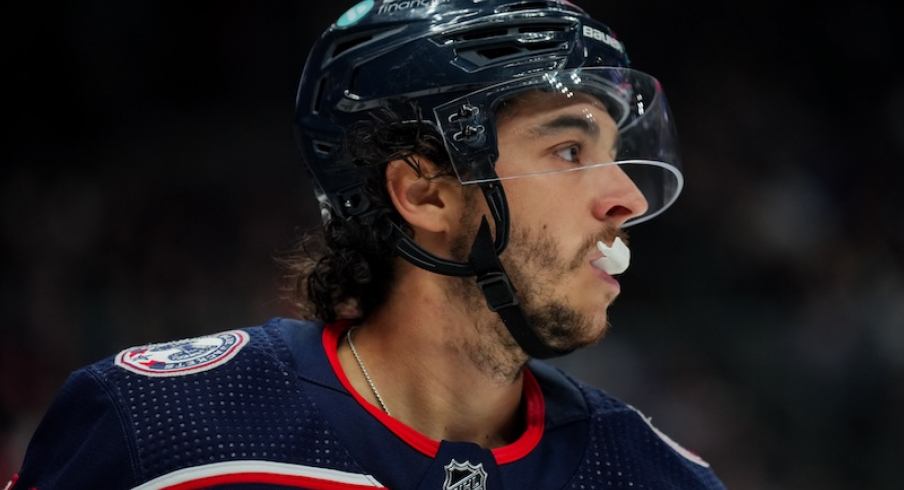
left=590, top=164, right=650, bottom=226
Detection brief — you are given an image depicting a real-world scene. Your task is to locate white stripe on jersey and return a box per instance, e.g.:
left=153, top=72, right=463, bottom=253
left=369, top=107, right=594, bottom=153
left=130, top=460, right=385, bottom=490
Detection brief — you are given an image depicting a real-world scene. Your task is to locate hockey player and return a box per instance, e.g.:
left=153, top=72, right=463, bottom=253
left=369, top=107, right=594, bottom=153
left=7, top=1, right=725, bottom=488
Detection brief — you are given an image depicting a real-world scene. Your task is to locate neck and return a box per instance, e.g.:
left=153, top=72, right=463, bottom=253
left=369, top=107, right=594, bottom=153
left=337, top=265, right=528, bottom=448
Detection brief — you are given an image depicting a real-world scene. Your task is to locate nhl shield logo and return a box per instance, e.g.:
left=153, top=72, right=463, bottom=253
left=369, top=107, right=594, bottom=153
left=115, top=330, right=248, bottom=377
left=443, top=460, right=487, bottom=490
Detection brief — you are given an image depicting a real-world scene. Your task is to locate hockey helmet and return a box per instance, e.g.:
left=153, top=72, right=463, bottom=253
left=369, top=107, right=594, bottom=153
left=295, top=0, right=682, bottom=228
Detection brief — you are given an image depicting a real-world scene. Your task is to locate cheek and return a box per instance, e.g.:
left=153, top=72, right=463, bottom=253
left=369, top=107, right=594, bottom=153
left=505, top=178, right=585, bottom=231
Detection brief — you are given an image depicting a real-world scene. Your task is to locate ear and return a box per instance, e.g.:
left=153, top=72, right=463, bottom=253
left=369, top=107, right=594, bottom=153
left=385, top=156, right=461, bottom=236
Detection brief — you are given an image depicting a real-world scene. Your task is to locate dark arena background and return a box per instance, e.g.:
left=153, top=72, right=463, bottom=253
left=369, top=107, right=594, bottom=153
left=3, top=1, right=902, bottom=488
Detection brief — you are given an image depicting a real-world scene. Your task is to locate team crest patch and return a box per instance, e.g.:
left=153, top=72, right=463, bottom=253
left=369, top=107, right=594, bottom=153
left=443, top=460, right=487, bottom=490
left=115, top=330, right=248, bottom=377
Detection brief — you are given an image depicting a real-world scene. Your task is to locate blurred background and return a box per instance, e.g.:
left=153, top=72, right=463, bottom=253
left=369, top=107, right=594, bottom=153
left=2, top=1, right=902, bottom=488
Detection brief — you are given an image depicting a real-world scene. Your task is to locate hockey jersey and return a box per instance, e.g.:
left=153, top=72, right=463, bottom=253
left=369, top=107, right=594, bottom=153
left=7, top=318, right=725, bottom=489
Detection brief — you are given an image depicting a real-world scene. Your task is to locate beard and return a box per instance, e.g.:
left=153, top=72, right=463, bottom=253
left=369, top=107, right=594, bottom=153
left=445, top=203, right=624, bottom=381
left=500, top=223, right=621, bottom=350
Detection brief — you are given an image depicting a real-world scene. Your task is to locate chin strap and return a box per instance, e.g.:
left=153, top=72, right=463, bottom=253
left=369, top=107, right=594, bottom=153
left=466, top=217, right=564, bottom=359
left=382, top=183, right=567, bottom=359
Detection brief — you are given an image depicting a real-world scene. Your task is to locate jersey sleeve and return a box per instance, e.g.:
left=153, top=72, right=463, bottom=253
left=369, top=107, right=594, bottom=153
left=10, top=367, right=138, bottom=490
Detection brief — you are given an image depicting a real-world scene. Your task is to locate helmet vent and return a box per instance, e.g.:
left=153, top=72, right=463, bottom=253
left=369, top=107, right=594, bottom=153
left=461, top=28, right=508, bottom=41
left=449, top=23, right=570, bottom=66
left=478, top=46, right=522, bottom=59
left=313, top=140, right=338, bottom=157
left=497, top=1, right=568, bottom=13
left=458, top=40, right=565, bottom=65
left=330, top=34, right=376, bottom=60
left=312, top=77, right=327, bottom=113
left=325, top=26, right=406, bottom=64
left=520, top=25, right=567, bottom=34
left=447, top=24, right=567, bottom=43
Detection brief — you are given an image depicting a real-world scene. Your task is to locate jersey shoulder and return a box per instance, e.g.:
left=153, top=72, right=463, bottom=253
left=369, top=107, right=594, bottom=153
left=530, top=361, right=726, bottom=489
left=11, top=319, right=371, bottom=490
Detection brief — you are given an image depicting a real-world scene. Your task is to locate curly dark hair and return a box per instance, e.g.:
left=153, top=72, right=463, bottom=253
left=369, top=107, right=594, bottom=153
left=281, top=107, right=458, bottom=322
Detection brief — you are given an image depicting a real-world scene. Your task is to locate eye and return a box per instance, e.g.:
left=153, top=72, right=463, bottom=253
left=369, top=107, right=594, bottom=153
left=554, top=144, right=582, bottom=164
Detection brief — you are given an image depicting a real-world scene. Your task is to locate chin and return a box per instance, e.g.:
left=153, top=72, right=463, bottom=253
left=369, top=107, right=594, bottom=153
left=527, top=301, right=611, bottom=352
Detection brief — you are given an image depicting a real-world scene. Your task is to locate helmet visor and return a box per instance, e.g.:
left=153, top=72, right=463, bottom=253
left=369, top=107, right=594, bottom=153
left=434, top=67, right=682, bottom=226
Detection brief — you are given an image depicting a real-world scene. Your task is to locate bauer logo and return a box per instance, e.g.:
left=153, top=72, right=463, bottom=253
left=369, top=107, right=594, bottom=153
left=583, top=25, right=624, bottom=53
left=115, top=330, right=248, bottom=377
left=336, top=0, right=375, bottom=28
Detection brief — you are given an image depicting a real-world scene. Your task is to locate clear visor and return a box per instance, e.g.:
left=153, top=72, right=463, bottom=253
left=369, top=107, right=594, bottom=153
left=434, top=67, right=683, bottom=226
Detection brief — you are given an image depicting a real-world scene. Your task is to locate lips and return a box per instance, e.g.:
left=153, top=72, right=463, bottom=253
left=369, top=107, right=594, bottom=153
left=590, top=236, right=630, bottom=275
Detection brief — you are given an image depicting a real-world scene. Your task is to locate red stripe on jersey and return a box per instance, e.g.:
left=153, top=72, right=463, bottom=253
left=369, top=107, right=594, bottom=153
left=155, top=472, right=380, bottom=490
left=323, top=320, right=441, bottom=457
left=492, top=368, right=545, bottom=464
left=323, top=321, right=545, bottom=463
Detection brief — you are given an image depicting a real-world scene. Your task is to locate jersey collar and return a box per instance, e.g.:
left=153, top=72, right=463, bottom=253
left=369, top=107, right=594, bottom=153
left=322, top=320, right=545, bottom=464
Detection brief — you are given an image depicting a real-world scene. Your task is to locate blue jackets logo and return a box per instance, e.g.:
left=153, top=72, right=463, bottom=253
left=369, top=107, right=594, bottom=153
left=114, top=330, right=248, bottom=377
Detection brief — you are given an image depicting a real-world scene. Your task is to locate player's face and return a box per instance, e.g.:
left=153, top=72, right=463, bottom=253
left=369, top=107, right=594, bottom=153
left=481, top=91, right=648, bottom=352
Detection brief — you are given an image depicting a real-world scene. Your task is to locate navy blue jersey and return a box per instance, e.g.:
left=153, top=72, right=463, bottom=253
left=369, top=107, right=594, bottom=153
left=6, top=319, right=725, bottom=490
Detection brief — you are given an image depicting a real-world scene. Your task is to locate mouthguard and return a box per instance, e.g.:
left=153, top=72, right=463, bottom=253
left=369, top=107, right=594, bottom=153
left=591, top=237, right=630, bottom=275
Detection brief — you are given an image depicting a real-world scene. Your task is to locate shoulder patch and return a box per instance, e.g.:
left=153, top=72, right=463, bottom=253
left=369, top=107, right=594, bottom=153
left=115, top=330, right=248, bottom=377
left=630, top=406, right=711, bottom=468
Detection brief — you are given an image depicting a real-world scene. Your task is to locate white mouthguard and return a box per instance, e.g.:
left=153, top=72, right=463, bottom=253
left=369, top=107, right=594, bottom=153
left=591, top=236, right=630, bottom=275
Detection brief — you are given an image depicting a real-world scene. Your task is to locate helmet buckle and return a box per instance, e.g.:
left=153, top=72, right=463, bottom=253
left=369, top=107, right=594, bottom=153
left=452, top=124, right=486, bottom=145
left=447, top=104, right=480, bottom=123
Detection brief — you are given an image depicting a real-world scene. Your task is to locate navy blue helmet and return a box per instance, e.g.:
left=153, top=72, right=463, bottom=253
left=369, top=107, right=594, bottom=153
left=295, top=0, right=680, bottom=226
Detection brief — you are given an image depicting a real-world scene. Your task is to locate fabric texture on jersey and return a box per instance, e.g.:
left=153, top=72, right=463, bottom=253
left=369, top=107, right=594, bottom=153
left=9, top=318, right=725, bottom=490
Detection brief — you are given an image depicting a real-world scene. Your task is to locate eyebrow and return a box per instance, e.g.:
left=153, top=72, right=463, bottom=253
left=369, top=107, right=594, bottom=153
left=529, top=114, right=601, bottom=138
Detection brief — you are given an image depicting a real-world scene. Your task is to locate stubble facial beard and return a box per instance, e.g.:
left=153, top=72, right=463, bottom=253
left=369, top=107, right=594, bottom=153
left=444, top=199, right=622, bottom=384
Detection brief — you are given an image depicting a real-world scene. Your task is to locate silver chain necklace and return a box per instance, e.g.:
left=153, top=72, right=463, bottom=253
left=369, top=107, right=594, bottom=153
left=346, top=326, right=391, bottom=415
